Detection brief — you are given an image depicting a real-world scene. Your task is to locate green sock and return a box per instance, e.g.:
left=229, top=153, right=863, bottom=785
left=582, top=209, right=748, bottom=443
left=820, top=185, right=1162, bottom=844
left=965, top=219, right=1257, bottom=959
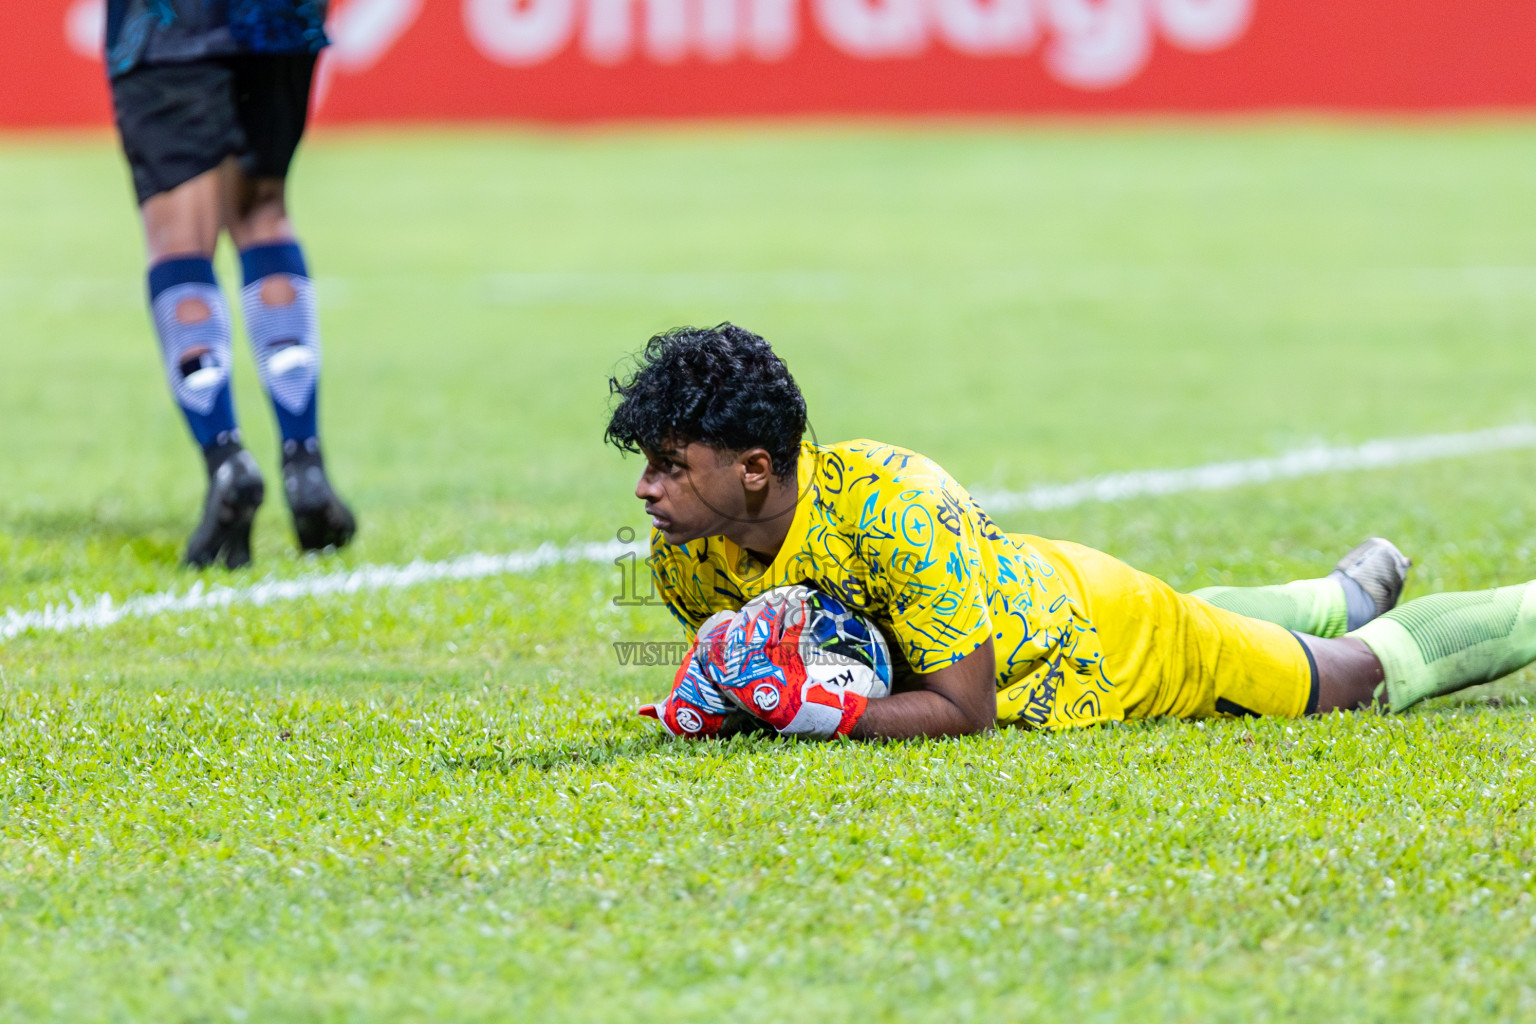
left=1349, top=582, right=1536, bottom=712
left=1192, top=578, right=1349, bottom=638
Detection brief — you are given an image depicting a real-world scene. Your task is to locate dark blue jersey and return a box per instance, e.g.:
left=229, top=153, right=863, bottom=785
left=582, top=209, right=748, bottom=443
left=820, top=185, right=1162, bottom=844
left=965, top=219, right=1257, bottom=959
left=106, top=1, right=329, bottom=78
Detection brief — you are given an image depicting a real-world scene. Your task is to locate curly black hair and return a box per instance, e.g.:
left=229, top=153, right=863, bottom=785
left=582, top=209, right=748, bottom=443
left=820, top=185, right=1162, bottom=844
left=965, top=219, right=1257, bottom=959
left=605, top=324, right=807, bottom=481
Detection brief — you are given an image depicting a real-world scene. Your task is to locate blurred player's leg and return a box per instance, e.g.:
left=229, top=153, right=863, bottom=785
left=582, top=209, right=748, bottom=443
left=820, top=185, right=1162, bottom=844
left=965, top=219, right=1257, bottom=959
left=234, top=220, right=355, bottom=552
left=1191, top=537, right=1411, bottom=637
left=147, top=248, right=265, bottom=569
left=140, top=166, right=265, bottom=570
left=223, top=56, right=356, bottom=553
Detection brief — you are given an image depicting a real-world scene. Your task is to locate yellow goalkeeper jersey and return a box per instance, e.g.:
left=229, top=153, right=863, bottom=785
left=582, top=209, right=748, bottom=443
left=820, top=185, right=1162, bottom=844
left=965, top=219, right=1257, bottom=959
left=648, top=439, right=1118, bottom=729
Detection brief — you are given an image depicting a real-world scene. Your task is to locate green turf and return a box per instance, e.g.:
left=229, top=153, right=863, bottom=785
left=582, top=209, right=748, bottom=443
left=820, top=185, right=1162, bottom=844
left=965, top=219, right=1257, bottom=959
left=4, top=120, right=1536, bottom=1021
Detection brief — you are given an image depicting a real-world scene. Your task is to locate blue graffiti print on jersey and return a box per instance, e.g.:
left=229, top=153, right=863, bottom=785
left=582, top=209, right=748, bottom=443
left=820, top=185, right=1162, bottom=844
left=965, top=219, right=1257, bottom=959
left=106, top=0, right=328, bottom=77
left=228, top=0, right=328, bottom=52
left=106, top=0, right=175, bottom=75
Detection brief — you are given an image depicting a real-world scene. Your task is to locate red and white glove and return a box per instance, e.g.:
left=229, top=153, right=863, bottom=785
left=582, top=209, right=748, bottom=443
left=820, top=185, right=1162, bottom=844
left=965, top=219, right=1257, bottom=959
left=715, top=591, right=868, bottom=739
left=638, top=611, right=739, bottom=739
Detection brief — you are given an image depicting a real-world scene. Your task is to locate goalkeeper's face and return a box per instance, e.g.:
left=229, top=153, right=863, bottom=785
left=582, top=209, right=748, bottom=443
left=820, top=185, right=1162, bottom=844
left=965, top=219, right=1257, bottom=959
left=636, top=442, right=761, bottom=545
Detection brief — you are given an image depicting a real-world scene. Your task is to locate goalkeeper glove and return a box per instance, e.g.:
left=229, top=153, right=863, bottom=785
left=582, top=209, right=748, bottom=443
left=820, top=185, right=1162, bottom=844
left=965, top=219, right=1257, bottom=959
left=715, top=592, right=868, bottom=739
left=638, top=611, right=739, bottom=738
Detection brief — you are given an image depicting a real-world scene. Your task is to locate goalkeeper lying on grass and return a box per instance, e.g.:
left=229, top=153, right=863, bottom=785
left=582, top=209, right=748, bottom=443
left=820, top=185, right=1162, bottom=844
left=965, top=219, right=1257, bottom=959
left=608, top=323, right=1536, bottom=741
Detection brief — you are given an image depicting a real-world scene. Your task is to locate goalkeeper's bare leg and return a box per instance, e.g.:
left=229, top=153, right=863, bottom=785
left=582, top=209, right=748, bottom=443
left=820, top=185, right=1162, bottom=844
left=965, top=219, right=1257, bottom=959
left=1305, top=580, right=1536, bottom=712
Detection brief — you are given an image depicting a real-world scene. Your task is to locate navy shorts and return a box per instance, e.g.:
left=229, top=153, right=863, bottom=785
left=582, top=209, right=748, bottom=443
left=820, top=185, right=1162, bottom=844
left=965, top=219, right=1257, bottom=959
left=110, top=54, right=316, bottom=205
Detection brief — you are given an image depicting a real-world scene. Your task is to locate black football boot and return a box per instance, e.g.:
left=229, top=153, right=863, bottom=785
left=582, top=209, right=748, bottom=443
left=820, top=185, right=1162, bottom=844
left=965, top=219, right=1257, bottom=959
left=282, top=441, right=357, bottom=553
left=185, top=442, right=265, bottom=570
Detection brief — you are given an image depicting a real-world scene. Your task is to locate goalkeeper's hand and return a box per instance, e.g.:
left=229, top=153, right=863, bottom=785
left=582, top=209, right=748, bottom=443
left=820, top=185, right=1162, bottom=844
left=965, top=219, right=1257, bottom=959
left=714, top=595, right=868, bottom=740
left=638, top=612, right=739, bottom=739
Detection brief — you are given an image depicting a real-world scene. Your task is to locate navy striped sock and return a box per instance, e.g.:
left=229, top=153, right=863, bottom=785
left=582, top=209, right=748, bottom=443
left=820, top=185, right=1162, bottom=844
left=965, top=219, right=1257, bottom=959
left=148, top=256, right=239, bottom=450
left=240, top=241, right=321, bottom=452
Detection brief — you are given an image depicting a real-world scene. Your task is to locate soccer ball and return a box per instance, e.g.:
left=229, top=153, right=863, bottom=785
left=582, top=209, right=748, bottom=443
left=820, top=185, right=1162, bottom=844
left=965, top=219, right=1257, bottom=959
left=728, top=584, right=893, bottom=704
left=643, top=585, right=893, bottom=739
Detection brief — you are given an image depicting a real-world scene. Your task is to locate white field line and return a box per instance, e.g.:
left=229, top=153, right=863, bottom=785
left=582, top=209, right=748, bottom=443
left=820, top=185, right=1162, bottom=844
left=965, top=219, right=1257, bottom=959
left=971, top=424, right=1536, bottom=512
left=0, top=541, right=641, bottom=644
left=4, top=424, right=1535, bottom=643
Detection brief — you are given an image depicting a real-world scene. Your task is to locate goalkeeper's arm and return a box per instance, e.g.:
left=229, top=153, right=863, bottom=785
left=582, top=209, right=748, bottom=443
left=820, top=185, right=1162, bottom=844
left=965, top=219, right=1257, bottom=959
left=848, top=642, right=997, bottom=740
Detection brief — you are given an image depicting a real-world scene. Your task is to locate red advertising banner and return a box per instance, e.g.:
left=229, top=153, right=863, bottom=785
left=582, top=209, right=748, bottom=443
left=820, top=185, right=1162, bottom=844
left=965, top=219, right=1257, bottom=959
left=2, top=1, right=1534, bottom=127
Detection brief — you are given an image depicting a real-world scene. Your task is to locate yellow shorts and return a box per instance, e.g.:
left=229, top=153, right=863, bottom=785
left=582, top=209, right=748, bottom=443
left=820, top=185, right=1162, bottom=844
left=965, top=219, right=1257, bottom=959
left=1024, top=537, right=1317, bottom=721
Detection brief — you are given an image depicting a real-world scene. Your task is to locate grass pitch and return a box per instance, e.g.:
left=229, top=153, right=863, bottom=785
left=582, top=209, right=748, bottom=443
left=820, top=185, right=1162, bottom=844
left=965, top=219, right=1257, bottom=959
left=3, top=120, right=1536, bottom=1021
